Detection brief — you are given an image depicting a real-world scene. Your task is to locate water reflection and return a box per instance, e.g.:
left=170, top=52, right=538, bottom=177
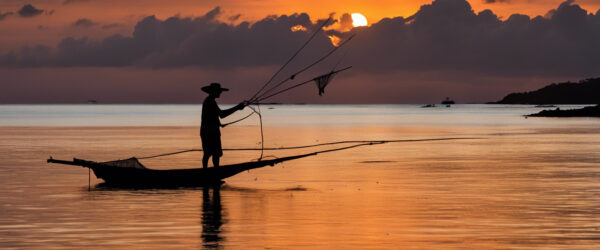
left=202, top=186, right=224, bottom=248
left=86, top=184, right=227, bottom=248
left=2, top=123, right=600, bottom=248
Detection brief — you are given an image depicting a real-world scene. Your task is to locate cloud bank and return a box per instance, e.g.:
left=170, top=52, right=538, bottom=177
left=0, top=11, right=13, bottom=21
left=73, top=18, right=98, bottom=27
left=1, top=0, right=599, bottom=78
left=63, top=0, right=91, bottom=5
left=101, top=23, right=121, bottom=29
left=18, top=4, right=44, bottom=18
left=0, top=7, right=331, bottom=69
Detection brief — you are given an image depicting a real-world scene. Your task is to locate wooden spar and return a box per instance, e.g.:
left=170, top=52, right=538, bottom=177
left=251, top=34, right=356, bottom=103
left=249, top=17, right=333, bottom=102
left=252, top=66, right=352, bottom=103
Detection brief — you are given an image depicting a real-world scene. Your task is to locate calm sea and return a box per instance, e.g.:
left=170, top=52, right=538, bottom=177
left=0, top=104, right=596, bottom=127
left=1, top=104, right=599, bottom=249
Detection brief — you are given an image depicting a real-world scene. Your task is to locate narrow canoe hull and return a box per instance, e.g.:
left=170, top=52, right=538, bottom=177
left=91, top=166, right=229, bottom=188
left=90, top=163, right=262, bottom=188
left=47, top=153, right=314, bottom=188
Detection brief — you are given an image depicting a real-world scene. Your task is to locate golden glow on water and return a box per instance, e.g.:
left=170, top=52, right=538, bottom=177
left=1, top=124, right=600, bottom=248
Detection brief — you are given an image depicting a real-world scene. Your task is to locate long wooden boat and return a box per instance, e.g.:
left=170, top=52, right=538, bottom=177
left=46, top=138, right=475, bottom=188
left=47, top=153, right=315, bottom=188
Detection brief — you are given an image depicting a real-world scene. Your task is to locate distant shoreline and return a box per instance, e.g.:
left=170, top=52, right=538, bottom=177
left=527, top=105, right=600, bottom=118
left=490, top=77, right=600, bottom=105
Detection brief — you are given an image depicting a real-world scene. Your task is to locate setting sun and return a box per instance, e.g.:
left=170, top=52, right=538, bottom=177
left=351, top=13, right=368, bottom=27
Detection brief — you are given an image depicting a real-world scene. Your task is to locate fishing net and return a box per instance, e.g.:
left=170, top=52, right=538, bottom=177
left=101, top=158, right=147, bottom=169
left=314, top=72, right=336, bottom=96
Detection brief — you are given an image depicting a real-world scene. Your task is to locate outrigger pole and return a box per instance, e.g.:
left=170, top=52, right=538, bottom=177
left=251, top=34, right=355, bottom=103
left=136, top=137, right=479, bottom=160
left=251, top=66, right=352, bottom=104
left=249, top=17, right=334, bottom=102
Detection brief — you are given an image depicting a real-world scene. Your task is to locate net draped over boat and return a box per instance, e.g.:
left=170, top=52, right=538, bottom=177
left=102, top=158, right=147, bottom=169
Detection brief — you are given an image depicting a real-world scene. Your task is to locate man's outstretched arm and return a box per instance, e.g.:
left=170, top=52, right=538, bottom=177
left=218, top=101, right=247, bottom=118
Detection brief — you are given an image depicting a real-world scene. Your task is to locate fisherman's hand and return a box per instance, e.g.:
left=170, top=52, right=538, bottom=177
left=234, top=101, right=246, bottom=110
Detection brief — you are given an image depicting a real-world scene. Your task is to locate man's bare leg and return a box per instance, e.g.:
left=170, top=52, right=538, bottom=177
left=212, top=156, right=220, bottom=168
left=202, top=153, right=210, bottom=169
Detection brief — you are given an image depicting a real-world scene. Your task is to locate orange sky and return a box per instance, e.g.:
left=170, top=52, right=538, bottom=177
left=1, top=0, right=599, bottom=51
left=1, top=0, right=600, bottom=103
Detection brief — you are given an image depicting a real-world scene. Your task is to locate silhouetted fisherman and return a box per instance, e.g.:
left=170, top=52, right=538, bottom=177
left=201, top=83, right=246, bottom=168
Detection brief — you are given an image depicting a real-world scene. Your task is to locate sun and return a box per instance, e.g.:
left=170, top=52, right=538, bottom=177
left=351, top=13, right=368, bottom=27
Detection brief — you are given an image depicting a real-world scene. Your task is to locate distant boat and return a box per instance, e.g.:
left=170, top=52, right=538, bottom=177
left=421, top=104, right=436, bottom=108
left=441, top=97, right=455, bottom=105
left=87, top=100, right=98, bottom=104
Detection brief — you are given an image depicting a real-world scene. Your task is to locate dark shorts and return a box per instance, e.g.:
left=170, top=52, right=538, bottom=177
left=201, top=133, right=223, bottom=157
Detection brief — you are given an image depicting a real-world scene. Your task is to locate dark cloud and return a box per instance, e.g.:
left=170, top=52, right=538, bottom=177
left=63, top=0, right=90, bottom=5
left=228, top=14, right=242, bottom=22
left=339, top=13, right=353, bottom=31
left=0, top=11, right=13, bottom=21
left=204, top=6, right=222, bottom=20
left=347, top=0, right=600, bottom=76
left=484, top=0, right=508, bottom=4
left=18, top=4, right=44, bottom=18
left=318, top=12, right=336, bottom=28
left=2, top=0, right=600, bottom=78
left=102, top=23, right=121, bottom=29
left=0, top=7, right=328, bottom=68
left=73, top=18, right=97, bottom=28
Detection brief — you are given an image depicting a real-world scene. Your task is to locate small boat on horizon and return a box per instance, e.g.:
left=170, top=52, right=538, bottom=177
left=441, top=97, right=455, bottom=105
